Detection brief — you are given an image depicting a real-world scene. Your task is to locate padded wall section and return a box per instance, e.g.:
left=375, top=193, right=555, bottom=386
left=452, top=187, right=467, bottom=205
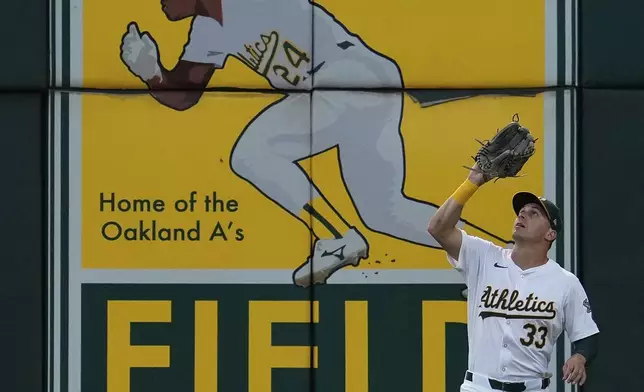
left=580, top=1, right=644, bottom=87
left=81, top=284, right=316, bottom=391
left=0, top=0, right=48, bottom=89
left=0, top=93, right=44, bottom=392
left=579, top=89, right=644, bottom=392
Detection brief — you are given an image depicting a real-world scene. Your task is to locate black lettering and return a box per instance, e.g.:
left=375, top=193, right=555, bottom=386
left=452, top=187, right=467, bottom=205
left=255, top=40, right=267, bottom=53
left=118, top=199, right=132, bottom=211
left=188, top=221, right=201, bottom=241
left=283, top=41, right=310, bottom=68
left=477, top=285, right=558, bottom=320
left=209, top=222, right=228, bottom=241
left=514, top=300, right=524, bottom=310
left=237, top=52, right=259, bottom=69
left=520, top=323, right=536, bottom=346
left=273, top=65, right=300, bottom=86
left=210, top=193, right=223, bottom=211
left=235, top=228, right=244, bottom=241
left=524, top=293, right=534, bottom=309
left=175, top=199, right=188, bottom=212
left=101, top=221, right=121, bottom=241
left=245, top=44, right=261, bottom=61
left=535, top=326, right=548, bottom=348
left=159, top=228, right=171, bottom=241
left=100, top=192, right=115, bottom=212
left=497, top=289, right=510, bottom=309
left=101, top=220, right=201, bottom=242
left=520, top=323, right=548, bottom=348
left=490, top=289, right=500, bottom=306
left=527, top=294, right=539, bottom=312
left=205, top=193, right=239, bottom=212
left=480, top=286, right=492, bottom=305
left=128, top=198, right=161, bottom=212
left=99, top=192, right=165, bottom=212
left=544, top=303, right=556, bottom=318
left=124, top=226, right=137, bottom=241
left=138, top=220, right=151, bottom=240
left=506, top=291, right=520, bottom=311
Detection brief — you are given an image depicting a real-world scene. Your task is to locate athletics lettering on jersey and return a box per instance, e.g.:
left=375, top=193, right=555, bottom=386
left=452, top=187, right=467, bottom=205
left=478, top=285, right=557, bottom=320
left=235, top=32, right=311, bottom=87
left=236, top=32, right=279, bottom=75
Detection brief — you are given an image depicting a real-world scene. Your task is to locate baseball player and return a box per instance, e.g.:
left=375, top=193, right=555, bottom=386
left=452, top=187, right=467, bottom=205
left=119, top=0, right=507, bottom=287
left=428, top=164, right=600, bottom=391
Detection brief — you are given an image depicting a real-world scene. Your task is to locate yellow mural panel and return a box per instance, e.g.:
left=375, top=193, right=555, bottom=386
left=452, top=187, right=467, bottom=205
left=83, top=0, right=546, bottom=89
left=313, top=0, right=545, bottom=88
left=81, top=90, right=545, bottom=282
left=82, top=92, right=312, bottom=270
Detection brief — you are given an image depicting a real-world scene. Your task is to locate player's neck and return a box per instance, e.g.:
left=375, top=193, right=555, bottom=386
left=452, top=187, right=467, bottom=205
left=510, top=243, right=548, bottom=270
left=196, top=0, right=223, bottom=23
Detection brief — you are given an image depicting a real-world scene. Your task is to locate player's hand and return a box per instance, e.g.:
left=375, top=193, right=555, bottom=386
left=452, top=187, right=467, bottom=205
left=467, top=163, right=491, bottom=186
left=562, top=353, right=587, bottom=386
left=120, top=22, right=163, bottom=83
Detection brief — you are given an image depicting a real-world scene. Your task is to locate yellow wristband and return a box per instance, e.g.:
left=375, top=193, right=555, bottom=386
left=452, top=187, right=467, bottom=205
left=450, top=179, right=479, bottom=205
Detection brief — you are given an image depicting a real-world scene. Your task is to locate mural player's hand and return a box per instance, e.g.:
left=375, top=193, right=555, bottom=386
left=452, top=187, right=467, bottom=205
left=120, top=22, right=163, bottom=83
left=467, top=163, right=491, bottom=186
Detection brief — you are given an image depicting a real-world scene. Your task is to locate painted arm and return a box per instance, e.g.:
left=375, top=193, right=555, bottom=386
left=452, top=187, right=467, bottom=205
left=146, top=61, right=216, bottom=111
left=120, top=22, right=216, bottom=111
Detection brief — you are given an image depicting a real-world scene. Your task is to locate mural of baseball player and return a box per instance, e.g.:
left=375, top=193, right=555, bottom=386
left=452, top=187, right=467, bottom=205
left=120, top=0, right=512, bottom=287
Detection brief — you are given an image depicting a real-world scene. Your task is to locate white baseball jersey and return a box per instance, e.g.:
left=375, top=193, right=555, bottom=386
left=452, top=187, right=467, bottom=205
left=180, top=0, right=403, bottom=89
left=181, top=0, right=314, bottom=90
left=448, top=229, right=599, bottom=382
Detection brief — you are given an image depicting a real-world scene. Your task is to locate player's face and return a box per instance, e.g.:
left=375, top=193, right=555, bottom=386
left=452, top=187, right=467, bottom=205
left=512, top=203, right=554, bottom=243
left=161, top=0, right=197, bottom=21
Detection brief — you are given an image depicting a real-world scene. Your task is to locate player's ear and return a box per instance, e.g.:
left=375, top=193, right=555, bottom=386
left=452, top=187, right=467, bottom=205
left=544, top=229, right=556, bottom=242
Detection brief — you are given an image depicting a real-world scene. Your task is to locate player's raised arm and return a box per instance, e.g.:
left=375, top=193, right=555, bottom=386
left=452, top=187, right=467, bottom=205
left=429, top=117, right=535, bottom=264
left=120, top=22, right=217, bottom=111
left=427, top=164, right=489, bottom=261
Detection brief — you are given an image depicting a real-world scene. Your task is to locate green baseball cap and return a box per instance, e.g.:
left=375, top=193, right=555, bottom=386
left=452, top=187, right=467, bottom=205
left=512, top=192, right=563, bottom=233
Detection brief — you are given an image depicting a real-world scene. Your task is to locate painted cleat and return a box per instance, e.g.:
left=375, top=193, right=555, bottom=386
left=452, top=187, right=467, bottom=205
left=292, top=227, right=369, bottom=287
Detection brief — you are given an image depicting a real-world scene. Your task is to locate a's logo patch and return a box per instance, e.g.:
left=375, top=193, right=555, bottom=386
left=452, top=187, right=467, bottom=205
left=583, top=298, right=592, bottom=313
